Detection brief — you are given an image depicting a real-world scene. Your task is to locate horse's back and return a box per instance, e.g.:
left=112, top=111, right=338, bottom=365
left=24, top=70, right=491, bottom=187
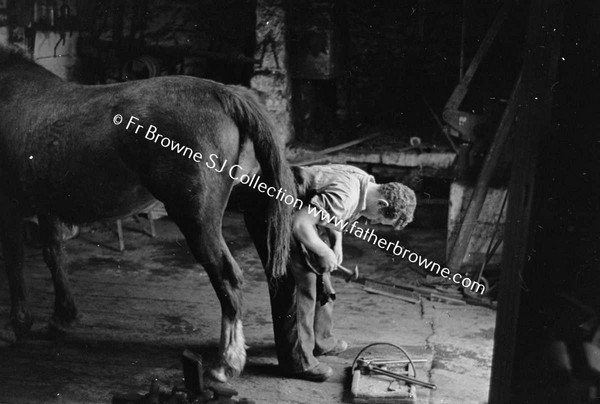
left=0, top=69, right=245, bottom=222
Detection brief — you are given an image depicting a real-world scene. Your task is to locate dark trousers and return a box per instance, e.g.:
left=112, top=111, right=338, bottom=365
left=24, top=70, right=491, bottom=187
left=265, top=240, right=338, bottom=372
left=242, top=192, right=337, bottom=372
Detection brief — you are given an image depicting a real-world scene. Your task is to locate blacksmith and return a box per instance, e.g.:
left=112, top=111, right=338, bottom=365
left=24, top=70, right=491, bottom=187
left=246, top=164, right=417, bottom=382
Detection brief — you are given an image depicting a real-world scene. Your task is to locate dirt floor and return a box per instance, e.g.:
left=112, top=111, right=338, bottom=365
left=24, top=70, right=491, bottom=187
left=0, top=210, right=495, bottom=404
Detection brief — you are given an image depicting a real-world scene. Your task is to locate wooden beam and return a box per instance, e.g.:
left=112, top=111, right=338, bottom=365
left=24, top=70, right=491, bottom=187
left=444, top=0, right=512, bottom=113
left=488, top=0, right=564, bottom=402
left=459, top=0, right=468, bottom=81
left=292, top=132, right=382, bottom=165
left=446, top=72, right=521, bottom=271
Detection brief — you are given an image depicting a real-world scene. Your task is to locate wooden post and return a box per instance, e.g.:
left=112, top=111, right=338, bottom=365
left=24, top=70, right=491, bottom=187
left=488, top=0, right=564, bottom=402
left=446, top=73, right=521, bottom=271
left=444, top=0, right=511, bottom=113
left=459, top=0, right=467, bottom=82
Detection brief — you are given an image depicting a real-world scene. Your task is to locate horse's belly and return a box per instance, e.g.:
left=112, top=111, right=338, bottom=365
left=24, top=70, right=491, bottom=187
left=24, top=127, right=159, bottom=223
left=49, top=187, right=157, bottom=224
left=40, top=171, right=157, bottom=224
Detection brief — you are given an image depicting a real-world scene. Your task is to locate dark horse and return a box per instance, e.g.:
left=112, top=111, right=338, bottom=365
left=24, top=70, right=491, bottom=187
left=0, top=45, right=295, bottom=382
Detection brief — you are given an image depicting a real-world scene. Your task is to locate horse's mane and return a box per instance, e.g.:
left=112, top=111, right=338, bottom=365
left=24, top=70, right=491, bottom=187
left=0, top=44, right=36, bottom=68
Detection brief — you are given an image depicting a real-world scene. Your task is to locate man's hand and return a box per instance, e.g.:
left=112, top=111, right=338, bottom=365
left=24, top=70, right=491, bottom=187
left=293, top=207, right=341, bottom=273
left=318, top=248, right=338, bottom=273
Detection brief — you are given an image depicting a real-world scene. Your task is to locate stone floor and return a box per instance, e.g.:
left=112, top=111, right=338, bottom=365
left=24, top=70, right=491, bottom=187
left=0, top=210, right=495, bottom=404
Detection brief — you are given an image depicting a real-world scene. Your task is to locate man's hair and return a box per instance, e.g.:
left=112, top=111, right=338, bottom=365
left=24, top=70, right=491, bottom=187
left=378, top=182, right=417, bottom=230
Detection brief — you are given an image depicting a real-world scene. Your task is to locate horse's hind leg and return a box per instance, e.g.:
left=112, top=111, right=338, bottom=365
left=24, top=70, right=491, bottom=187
left=38, top=214, right=78, bottom=330
left=163, top=192, right=245, bottom=382
left=0, top=208, right=32, bottom=341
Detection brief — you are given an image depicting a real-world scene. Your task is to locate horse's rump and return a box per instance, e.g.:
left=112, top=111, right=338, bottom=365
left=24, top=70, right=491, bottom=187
left=0, top=46, right=294, bottom=275
left=0, top=44, right=294, bottom=381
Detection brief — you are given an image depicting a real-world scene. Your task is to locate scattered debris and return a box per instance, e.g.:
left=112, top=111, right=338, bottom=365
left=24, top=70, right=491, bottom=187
left=362, top=278, right=466, bottom=305
left=112, top=350, right=255, bottom=404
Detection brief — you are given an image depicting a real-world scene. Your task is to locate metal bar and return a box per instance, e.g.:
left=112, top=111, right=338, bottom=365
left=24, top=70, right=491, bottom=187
left=423, top=97, right=459, bottom=153
left=363, top=286, right=421, bottom=304
left=367, top=365, right=437, bottom=390
left=367, top=358, right=429, bottom=366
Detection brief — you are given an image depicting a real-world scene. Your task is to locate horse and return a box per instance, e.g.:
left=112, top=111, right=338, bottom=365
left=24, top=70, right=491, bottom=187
left=0, top=45, right=295, bottom=382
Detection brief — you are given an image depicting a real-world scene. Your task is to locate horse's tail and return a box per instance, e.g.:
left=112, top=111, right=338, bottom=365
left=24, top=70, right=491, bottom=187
left=216, top=86, right=295, bottom=277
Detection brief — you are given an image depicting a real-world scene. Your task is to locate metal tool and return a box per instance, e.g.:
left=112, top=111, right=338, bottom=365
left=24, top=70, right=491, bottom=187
left=337, top=264, right=359, bottom=282
left=366, top=358, right=429, bottom=366
left=356, top=359, right=437, bottom=390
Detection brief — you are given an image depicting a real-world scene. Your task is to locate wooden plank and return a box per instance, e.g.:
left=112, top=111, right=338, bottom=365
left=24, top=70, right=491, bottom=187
left=488, top=0, right=564, bottom=402
left=444, top=0, right=512, bottom=112
left=292, top=132, right=382, bottom=165
left=446, top=73, right=521, bottom=272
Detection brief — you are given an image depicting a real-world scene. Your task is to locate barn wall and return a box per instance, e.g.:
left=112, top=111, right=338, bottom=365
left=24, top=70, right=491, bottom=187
left=250, top=0, right=294, bottom=144
left=81, top=0, right=294, bottom=142
left=285, top=0, right=511, bottom=143
left=345, top=0, right=462, bottom=128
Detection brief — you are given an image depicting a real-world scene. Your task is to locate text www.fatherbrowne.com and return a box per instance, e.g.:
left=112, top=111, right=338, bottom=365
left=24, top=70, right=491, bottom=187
left=114, top=114, right=485, bottom=295
left=308, top=206, right=486, bottom=295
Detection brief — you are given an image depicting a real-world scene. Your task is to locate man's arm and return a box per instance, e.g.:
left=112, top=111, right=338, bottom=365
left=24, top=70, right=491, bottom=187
left=329, top=229, right=343, bottom=265
left=293, top=207, right=338, bottom=272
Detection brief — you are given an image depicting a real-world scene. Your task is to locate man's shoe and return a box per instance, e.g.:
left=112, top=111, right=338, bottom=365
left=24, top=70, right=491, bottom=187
left=288, top=363, right=333, bottom=382
left=314, top=339, right=348, bottom=356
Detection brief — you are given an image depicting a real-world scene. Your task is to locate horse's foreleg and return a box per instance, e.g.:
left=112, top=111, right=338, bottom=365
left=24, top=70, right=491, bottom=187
left=38, top=214, right=78, bottom=330
left=0, top=211, right=32, bottom=341
left=167, top=205, right=245, bottom=383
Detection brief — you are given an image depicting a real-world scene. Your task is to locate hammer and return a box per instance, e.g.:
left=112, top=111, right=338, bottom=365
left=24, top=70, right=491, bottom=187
left=336, top=264, right=359, bottom=282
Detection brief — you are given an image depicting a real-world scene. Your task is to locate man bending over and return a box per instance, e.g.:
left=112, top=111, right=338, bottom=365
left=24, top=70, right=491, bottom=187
left=244, top=164, right=417, bottom=382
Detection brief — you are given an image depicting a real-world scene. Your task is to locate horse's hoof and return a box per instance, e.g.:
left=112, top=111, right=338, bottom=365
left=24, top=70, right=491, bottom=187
left=48, top=313, right=79, bottom=335
left=0, top=315, right=33, bottom=344
left=208, top=355, right=244, bottom=383
left=5, top=312, right=34, bottom=342
left=53, top=300, right=79, bottom=325
left=0, top=325, right=18, bottom=345
left=208, top=366, right=230, bottom=383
